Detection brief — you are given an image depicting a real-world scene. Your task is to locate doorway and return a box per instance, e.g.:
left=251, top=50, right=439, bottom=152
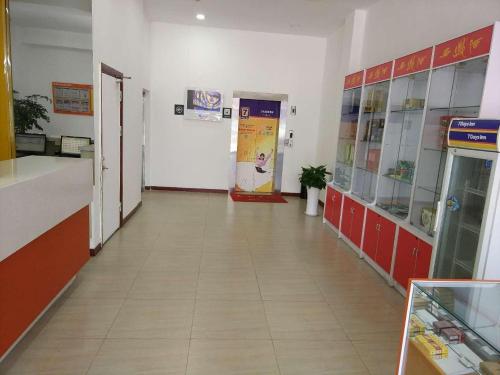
left=230, top=91, right=288, bottom=195
left=100, top=63, right=123, bottom=244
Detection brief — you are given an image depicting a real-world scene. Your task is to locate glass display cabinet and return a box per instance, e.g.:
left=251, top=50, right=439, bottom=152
left=411, top=26, right=493, bottom=236
left=398, top=280, right=500, bottom=375
left=377, top=49, right=432, bottom=219
left=352, top=61, right=393, bottom=203
left=334, top=71, right=364, bottom=191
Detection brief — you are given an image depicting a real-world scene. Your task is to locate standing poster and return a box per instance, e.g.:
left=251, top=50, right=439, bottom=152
left=184, top=88, right=223, bottom=121
left=235, top=99, right=280, bottom=193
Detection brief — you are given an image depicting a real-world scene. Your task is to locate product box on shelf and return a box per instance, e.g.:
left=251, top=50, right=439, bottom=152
left=404, top=98, right=425, bottom=110
left=414, top=333, right=449, bottom=359
left=367, top=149, right=381, bottom=172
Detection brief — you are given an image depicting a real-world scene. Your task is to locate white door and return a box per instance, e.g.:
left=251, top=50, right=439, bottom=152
left=101, top=74, right=121, bottom=243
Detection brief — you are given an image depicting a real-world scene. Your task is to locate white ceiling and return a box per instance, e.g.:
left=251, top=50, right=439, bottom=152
left=144, top=0, right=379, bottom=37
left=10, top=0, right=92, bottom=34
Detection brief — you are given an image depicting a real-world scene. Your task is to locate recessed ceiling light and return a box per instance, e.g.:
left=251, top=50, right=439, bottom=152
left=196, top=14, right=205, bottom=20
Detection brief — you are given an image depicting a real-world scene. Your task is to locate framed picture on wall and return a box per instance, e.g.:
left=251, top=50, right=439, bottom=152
left=52, top=82, right=93, bottom=116
left=184, top=88, right=223, bottom=122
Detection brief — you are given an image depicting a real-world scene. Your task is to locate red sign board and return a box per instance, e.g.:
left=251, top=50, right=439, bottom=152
left=394, top=47, right=433, bottom=78
left=365, top=61, right=393, bottom=85
left=344, top=71, right=364, bottom=90
left=433, top=25, right=493, bottom=68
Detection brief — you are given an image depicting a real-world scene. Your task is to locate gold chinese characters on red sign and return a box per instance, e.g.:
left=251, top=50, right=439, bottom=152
left=434, top=25, right=493, bottom=67
left=344, top=71, right=364, bottom=90
left=394, top=47, right=433, bottom=78
left=365, top=61, right=393, bottom=85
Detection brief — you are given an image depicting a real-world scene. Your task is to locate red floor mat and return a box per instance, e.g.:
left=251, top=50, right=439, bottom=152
left=230, top=192, right=287, bottom=203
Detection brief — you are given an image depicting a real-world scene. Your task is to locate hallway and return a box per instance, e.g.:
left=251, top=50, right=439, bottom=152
left=1, top=191, right=405, bottom=375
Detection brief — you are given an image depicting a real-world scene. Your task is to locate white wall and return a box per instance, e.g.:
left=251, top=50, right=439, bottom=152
left=149, top=23, right=326, bottom=193
left=361, top=0, right=500, bottom=69
left=10, top=25, right=93, bottom=138
left=315, top=0, right=500, bottom=191
left=91, top=0, right=150, bottom=247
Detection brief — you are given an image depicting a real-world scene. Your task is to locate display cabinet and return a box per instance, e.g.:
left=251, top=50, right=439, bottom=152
left=324, top=185, right=343, bottom=229
left=411, top=26, right=494, bottom=236
left=398, top=280, right=500, bottom=375
left=334, top=71, right=364, bottom=191
left=352, top=61, right=393, bottom=203
left=377, top=49, right=432, bottom=219
left=431, top=119, right=500, bottom=281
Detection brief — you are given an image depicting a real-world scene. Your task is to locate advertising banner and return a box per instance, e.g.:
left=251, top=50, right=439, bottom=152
left=184, top=88, right=223, bottom=121
left=344, top=71, right=364, bottom=90
left=433, top=25, right=493, bottom=68
left=394, top=47, right=433, bottom=78
left=365, top=61, right=393, bottom=85
left=236, top=99, right=280, bottom=193
left=448, top=118, right=500, bottom=151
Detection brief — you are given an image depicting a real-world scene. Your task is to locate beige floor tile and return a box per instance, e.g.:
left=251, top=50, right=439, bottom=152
left=127, top=271, right=198, bottom=300
left=186, top=339, right=279, bottom=375
left=352, top=338, right=400, bottom=375
left=87, top=339, right=189, bottom=375
left=107, top=299, right=194, bottom=339
left=274, top=340, right=370, bottom=375
left=67, top=274, right=136, bottom=299
left=264, top=301, right=347, bottom=341
left=200, top=251, right=254, bottom=273
left=258, top=275, right=325, bottom=302
left=192, top=300, right=270, bottom=339
left=40, top=298, right=123, bottom=339
left=0, top=338, right=101, bottom=375
left=197, top=271, right=261, bottom=300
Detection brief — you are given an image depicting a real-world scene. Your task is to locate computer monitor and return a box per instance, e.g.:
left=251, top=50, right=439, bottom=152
left=15, top=133, right=46, bottom=154
left=60, top=136, right=91, bottom=156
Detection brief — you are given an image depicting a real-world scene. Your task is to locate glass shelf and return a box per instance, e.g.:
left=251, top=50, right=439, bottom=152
left=400, top=280, right=500, bottom=375
left=334, top=86, right=362, bottom=191
left=352, top=80, right=390, bottom=203
left=411, top=56, right=488, bottom=236
left=390, top=108, right=424, bottom=114
left=376, top=70, right=429, bottom=220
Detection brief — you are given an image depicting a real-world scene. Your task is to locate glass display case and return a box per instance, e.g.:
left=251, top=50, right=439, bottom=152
left=411, top=56, right=488, bottom=235
left=352, top=76, right=390, bottom=202
left=398, top=280, right=500, bottom=375
left=334, top=83, right=362, bottom=190
left=377, top=70, right=430, bottom=219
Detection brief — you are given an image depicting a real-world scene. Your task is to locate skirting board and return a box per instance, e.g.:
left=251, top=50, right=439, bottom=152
left=146, top=186, right=302, bottom=196
left=90, top=201, right=142, bottom=257
left=122, top=201, right=142, bottom=226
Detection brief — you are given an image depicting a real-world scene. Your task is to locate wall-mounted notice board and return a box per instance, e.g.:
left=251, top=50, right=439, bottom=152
left=52, top=82, right=93, bottom=116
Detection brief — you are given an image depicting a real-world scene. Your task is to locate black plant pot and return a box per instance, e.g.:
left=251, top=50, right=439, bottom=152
left=300, top=184, right=307, bottom=199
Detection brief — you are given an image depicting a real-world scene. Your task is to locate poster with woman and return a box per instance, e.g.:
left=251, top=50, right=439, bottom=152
left=235, top=99, right=280, bottom=193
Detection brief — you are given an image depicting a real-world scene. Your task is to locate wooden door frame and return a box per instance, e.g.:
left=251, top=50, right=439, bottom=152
left=101, top=63, right=124, bottom=232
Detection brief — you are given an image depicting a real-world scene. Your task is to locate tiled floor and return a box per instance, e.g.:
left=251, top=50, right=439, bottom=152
left=0, top=191, right=405, bottom=375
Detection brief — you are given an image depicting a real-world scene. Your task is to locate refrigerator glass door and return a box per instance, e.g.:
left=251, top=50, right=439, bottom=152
left=434, top=155, right=492, bottom=279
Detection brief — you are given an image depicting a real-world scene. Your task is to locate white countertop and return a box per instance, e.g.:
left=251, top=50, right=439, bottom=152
left=0, top=156, right=93, bottom=262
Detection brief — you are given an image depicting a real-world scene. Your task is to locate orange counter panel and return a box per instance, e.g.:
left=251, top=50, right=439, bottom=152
left=0, top=206, right=90, bottom=357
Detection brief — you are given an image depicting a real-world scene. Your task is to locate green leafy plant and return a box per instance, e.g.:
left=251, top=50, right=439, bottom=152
left=13, top=91, right=51, bottom=133
left=299, top=165, right=331, bottom=190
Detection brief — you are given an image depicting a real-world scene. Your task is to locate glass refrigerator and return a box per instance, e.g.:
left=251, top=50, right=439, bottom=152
left=432, top=118, right=500, bottom=280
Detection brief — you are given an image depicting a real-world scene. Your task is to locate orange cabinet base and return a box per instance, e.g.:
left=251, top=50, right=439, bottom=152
left=0, top=206, right=90, bottom=358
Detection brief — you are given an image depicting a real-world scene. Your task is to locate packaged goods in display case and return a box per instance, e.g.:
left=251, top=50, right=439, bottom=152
left=411, top=26, right=494, bottom=236
left=352, top=61, right=392, bottom=203
left=398, top=280, right=500, bottom=375
left=334, top=71, right=364, bottom=191
left=377, top=48, right=432, bottom=219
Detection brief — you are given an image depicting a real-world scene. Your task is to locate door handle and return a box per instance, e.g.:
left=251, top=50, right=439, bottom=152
left=102, top=165, right=109, bottom=171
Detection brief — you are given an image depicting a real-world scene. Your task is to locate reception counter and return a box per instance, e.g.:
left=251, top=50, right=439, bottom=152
left=0, top=156, right=93, bottom=360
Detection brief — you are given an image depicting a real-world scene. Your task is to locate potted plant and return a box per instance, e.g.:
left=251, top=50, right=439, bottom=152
left=299, top=165, right=331, bottom=216
left=13, top=91, right=51, bottom=134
